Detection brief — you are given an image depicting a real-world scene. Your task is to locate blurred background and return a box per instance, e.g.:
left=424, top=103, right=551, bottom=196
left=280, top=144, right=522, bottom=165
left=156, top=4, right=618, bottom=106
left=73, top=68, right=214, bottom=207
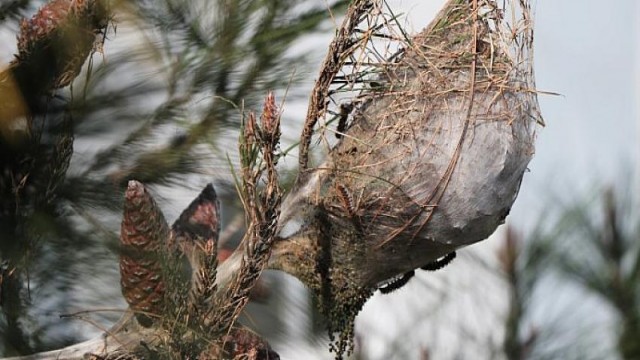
left=0, top=0, right=638, bottom=359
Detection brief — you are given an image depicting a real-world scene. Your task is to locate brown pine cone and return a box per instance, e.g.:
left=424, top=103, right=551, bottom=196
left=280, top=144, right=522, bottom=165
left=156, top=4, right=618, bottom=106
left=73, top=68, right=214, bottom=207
left=14, top=0, right=110, bottom=91
left=119, top=180, right=170, bottom=327
left=171, top=184, right=221, bottom=311
left=172, top=183, right=221, bottom=248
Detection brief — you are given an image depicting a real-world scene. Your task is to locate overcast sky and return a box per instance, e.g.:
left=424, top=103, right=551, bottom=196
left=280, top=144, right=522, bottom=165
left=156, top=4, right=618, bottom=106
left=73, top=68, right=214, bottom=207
left=512, top=0, right=638, bottom=225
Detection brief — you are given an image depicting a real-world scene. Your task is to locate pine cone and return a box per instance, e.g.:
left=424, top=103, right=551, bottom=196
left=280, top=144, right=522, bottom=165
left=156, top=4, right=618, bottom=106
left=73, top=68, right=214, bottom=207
left=172, top=184, right=221, bottom=247
left=171, top=184, right=221, bottom=312
left=119, top=180, right=170, bottom=327
left=14, top=0, right=110, bottom=91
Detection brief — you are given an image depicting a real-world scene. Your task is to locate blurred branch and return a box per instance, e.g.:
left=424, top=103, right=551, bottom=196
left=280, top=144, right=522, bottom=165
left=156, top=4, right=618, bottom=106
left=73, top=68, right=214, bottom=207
left=0, top=0, right=31, bottom=23
left=499, top=226, right=540, bottom=360
left=534, top=185, right=640, bottom=359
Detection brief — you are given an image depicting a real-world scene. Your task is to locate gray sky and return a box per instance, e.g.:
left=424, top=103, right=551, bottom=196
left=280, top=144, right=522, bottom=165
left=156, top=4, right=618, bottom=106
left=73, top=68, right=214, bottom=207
left=513, top=0, right=639, bottom=224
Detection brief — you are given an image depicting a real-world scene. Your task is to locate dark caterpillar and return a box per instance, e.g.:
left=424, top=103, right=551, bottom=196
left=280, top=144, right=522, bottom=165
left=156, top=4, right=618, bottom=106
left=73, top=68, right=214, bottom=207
left=420, top=252, right=457, bottom=271
left=378, top=252, right=457, bottom=294
left=336, top=184, right=356, bottom=217
left=378, top=270, right=415, bottom=294
left=335, top=103, right=354, bottom=139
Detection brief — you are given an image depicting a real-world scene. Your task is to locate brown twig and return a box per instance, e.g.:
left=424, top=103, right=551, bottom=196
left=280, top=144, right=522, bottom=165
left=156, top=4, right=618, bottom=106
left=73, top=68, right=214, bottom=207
left=207, top=92, right=282, bottom=339
left=298, top=0, right=373, bottom=172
